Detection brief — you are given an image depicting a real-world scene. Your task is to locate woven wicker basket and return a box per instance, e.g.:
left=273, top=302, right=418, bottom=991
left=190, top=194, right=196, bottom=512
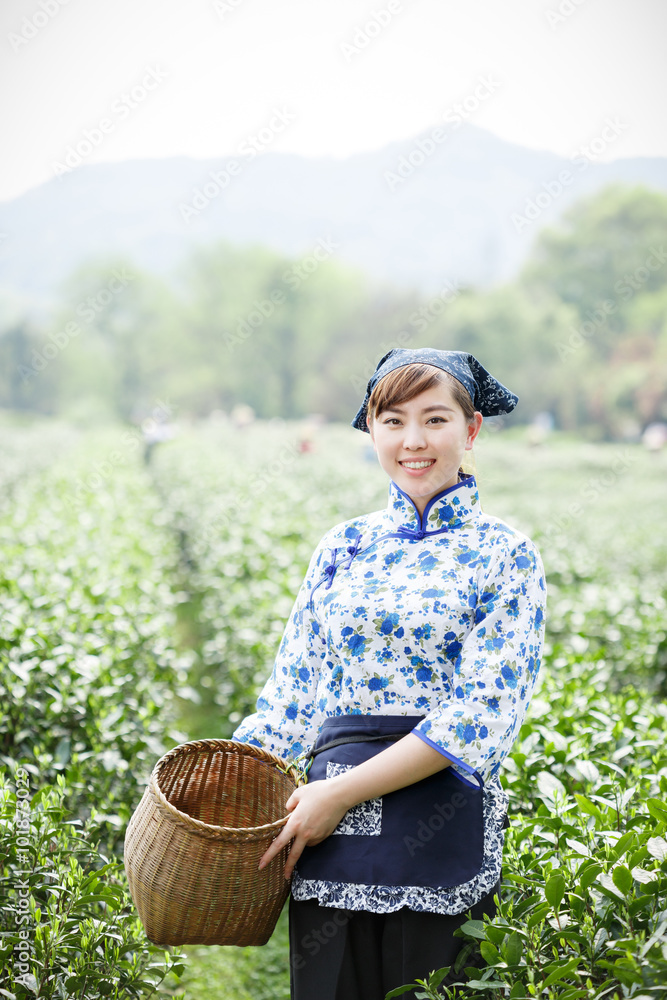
left=124, top=739, right=302, bottom=946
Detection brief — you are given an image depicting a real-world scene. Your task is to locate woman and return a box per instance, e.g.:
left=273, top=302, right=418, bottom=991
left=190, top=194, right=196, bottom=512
left=232, top=347, right=546, bottom=999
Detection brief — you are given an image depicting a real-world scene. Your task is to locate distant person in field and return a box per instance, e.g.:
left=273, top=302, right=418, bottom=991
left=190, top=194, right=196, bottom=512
left=233, top=348, right=547, bottom=999
left=141, top=415, right=173, bottom=465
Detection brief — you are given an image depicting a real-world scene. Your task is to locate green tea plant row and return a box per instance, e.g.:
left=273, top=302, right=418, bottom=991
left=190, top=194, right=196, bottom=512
left=477, top=437, right=667, bottom=700
left=0, top=424, right=190, bottom=999
left=147, top=419, right=389, bottom=738
left=148, top=424, right=667, bottom=999
left=0, top=418, right=81, bottom=513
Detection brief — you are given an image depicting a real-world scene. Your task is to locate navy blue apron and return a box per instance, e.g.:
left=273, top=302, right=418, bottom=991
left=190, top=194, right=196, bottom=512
left=295, top=715, right=485, bottom=889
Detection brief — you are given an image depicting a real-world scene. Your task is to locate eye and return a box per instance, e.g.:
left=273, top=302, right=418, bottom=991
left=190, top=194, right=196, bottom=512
left=427, top=416, right=446, bottom=424
left=382, top=417, right=401, bottom=425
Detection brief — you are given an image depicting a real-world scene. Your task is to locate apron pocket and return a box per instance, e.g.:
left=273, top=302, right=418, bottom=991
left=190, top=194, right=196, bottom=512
left=327, top=762, right=382, bottom=836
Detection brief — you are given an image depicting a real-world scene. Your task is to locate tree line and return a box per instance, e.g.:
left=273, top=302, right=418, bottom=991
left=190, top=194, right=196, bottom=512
left=1, top=182, right=666, bottom=439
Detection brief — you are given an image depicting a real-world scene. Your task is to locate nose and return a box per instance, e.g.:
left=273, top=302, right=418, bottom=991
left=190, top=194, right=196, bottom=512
left=402, top=421, right=427, bottom=450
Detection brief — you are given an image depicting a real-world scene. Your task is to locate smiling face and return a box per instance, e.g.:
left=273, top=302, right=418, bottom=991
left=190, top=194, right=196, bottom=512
left=367, top=377, right=483, bottom=516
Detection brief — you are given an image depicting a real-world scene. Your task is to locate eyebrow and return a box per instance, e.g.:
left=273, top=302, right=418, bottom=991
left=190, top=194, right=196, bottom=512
left=382, top=404, right=455, bottom=414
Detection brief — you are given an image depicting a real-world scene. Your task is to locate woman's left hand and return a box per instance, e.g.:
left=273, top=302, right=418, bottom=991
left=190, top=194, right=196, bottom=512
left=258, top=779, right=351, bottom=879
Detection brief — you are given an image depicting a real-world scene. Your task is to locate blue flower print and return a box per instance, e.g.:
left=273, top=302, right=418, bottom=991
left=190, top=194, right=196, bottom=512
left=501, top=664, right=517, bottom=689
left=456, top=722, right=477, bottom=744
left=376, top=612, right=400, bottom=635
left=347, top=632, right=367, bottom=656
left=368, top=673, right=393, bottom=691
left=415, top=666, right=433, bottom=683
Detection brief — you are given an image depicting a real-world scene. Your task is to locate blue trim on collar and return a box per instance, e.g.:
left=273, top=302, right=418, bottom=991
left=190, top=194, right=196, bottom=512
left=388, top=473, right=478, bottom=532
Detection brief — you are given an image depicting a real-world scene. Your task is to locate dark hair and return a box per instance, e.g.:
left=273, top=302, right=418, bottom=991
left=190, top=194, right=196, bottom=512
left=366, top=363, right=477, bottom=426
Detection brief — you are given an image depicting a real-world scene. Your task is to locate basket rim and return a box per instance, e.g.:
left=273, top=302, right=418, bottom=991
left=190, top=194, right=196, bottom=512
left=148, top=738, right=303, bottom=837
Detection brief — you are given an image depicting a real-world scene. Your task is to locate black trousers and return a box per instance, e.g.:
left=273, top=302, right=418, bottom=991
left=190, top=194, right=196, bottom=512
left=288, top=881, right=500, bottom=1000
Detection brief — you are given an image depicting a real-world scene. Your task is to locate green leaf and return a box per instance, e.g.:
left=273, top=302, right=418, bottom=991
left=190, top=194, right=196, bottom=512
left=479, top=940, right=500, bottom=964
left=385, top=986, right=420, bottom=998
left=646, top=836, right=667, bottom=861
left=504, top=930, right=523, bottom=966
left=611, top=865, right=633, bottom=895
left=573, top=794, right=602, bottom=819
left=485, top=923, right=506, bottom=946
left=573, top=759, right=599, bottom=782
left=465, top=979, right=506, bottom=989
left=647, top=798, right=667, bottom=821
left=597, top=872, right=624, bottom=899
left=545, top=872, right=566, bottom=909
left=536, top=771, right=566, bottom=800
left=526, top=902, right=551, bottom=927
left=427, top=967, right=450, bottom=989
left=459, top=918, right=487, bottom=940
left=608, top=831, right=634, bottom=861
left=577, top=862, right=602, bottom=889
left=631, top=866, right=658, bottom=885
left=542, top=957, right=580, bottom=987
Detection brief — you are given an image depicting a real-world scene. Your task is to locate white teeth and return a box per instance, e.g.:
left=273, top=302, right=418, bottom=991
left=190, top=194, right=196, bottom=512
left=400, top=460, right=435, bottom=469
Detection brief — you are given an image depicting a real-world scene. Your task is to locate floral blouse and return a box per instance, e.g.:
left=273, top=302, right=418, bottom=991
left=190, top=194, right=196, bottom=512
left=232, top=473, right=547, bottom=914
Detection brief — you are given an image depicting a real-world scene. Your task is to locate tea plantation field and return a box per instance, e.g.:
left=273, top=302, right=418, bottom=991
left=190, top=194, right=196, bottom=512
left=1, top=414, right=666, bottom=999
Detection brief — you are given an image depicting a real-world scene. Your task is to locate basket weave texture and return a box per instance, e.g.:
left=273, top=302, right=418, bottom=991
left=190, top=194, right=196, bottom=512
left=124, top=739, right=302, bottom=946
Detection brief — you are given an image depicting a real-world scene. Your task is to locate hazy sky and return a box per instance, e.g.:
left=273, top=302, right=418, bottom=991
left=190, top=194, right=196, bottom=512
left=0, top=0, right=665, bottom=201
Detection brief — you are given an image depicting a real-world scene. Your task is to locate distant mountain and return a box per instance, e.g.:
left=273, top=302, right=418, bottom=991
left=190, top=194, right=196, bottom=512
left=1, top=122, right=666, bottom=316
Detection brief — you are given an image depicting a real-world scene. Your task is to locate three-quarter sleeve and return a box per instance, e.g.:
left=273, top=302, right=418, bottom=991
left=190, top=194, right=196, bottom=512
left=411, top=535, right=546, bottom=787
left=231, top=532, right=332, bottom=762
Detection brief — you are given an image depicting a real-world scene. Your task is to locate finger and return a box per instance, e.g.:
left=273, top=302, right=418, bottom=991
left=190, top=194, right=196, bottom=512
left=283, top=836, right=307, bottom=880
left=258, top=828, right=291, bottom=870
left=286, top=786, right=305, bottom=809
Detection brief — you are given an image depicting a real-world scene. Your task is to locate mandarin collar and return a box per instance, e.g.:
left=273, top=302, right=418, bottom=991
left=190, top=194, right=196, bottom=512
left=386, top=473, right=480, bottom=533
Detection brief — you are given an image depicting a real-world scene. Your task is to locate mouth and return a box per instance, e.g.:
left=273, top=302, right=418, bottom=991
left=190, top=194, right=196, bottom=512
left=399, top=459, right=436, bottom=471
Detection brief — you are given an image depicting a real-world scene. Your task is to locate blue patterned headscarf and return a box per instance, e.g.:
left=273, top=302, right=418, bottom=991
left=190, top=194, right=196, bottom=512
left=351, top=348, right=519, bottom=432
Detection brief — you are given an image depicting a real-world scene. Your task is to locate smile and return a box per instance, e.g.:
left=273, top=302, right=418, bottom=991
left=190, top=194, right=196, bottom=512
left=399, top=460, right=435, bottom=469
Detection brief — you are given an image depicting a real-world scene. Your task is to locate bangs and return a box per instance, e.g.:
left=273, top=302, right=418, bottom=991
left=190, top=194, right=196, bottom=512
left=367, top=365, right=444, bottom=422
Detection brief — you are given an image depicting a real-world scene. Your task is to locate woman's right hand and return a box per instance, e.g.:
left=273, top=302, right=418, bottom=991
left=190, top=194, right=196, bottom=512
left=258, top=777, right=352, bottom=879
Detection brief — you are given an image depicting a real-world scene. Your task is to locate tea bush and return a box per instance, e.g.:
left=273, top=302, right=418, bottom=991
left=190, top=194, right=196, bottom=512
left=0, top=774, right=184, bottom=998
left=0, top=422, right=189, bottom=995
